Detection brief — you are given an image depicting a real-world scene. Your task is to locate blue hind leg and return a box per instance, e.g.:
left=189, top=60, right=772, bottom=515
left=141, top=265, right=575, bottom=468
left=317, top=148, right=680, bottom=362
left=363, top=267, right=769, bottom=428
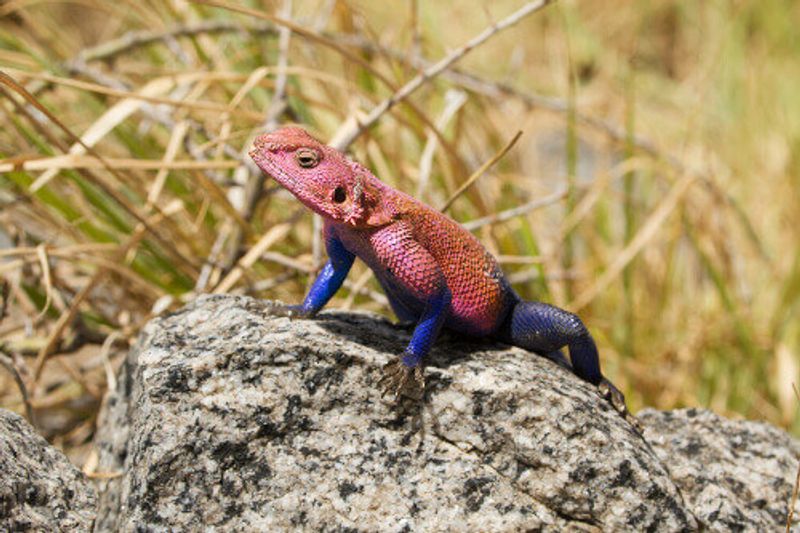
left=499, top=300, right=603, bottom=384
left=499, top=301, right=639, bottom=429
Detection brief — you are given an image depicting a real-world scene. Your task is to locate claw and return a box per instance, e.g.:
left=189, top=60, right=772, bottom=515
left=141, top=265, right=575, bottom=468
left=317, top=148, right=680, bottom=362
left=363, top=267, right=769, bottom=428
left=598, top=378, right=642, bottom=433
left=379, top=359, right=425, bottom=401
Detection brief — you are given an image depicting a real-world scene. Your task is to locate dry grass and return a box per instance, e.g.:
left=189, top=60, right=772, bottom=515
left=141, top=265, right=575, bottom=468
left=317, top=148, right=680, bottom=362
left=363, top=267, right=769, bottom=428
left=1, top=0, right=799, bottom=465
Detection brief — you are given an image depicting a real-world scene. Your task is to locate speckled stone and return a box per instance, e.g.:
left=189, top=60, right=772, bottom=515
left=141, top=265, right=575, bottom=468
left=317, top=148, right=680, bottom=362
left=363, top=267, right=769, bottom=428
left=640, top=408, right=800, bottom=531
left=0, top=409, right=96, bottom=531
left=90, top=295, right=791, bottom=532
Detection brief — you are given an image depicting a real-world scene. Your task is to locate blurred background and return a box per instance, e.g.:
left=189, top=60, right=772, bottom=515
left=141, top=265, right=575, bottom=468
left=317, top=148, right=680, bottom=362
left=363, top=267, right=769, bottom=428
left=1, top=0, right=798, bottom=466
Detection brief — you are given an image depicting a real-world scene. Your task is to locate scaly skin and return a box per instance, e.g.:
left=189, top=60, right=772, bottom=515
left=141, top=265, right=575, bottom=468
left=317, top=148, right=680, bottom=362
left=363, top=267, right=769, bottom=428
left=250, top=126, right=637, bottom=428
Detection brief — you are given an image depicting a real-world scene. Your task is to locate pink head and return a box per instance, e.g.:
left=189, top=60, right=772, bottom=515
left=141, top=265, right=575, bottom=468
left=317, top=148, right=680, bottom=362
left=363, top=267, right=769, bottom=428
left=249, top=127, right=391, bottom=227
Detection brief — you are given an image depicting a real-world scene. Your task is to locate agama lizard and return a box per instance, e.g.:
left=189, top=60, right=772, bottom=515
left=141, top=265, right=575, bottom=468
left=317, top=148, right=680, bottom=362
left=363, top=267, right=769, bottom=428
left=250, top=126, right=636, bottom=425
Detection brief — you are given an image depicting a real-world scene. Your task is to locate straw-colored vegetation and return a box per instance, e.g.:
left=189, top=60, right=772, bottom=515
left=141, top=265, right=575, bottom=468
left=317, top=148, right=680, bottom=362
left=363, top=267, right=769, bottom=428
left=1, top=0, right=799, bottom=468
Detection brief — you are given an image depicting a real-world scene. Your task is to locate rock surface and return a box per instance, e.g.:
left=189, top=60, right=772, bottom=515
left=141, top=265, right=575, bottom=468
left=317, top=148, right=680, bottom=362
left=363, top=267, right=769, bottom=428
left=640, top=408, right=800, bottom=531
left=0, top=409, right=96, bottom=531
left=92, top=295, right=799, bottom=531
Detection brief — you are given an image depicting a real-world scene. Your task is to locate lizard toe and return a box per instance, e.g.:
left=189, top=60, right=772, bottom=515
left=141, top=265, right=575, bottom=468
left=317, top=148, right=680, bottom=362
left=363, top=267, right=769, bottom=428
left=598, top=378, right=642, bottom=433
left=379, top=359, right=425, bottom=401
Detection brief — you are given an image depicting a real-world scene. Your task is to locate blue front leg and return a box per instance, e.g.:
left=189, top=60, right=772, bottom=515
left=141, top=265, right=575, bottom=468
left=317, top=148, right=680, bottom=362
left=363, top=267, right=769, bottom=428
left=290, top=234, right=355, bottom=317
left=401, top=287, right=452, bottom=368
left=380, top=286, right=451, bottom=400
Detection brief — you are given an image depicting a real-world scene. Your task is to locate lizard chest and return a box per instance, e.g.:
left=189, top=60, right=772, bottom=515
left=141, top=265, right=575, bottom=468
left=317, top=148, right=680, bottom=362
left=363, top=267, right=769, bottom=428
left=332, top=218, right=513, bottom=335
left=334, top=223, right=442, bottom=301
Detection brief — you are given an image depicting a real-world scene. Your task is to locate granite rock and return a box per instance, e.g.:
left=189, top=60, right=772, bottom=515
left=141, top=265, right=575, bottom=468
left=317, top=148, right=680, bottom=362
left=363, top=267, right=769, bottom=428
left=0, top=409, right=96, bottom=531
left=92, top=295, right=799, bottom=531
left=640, top=408, right=800, bottom=531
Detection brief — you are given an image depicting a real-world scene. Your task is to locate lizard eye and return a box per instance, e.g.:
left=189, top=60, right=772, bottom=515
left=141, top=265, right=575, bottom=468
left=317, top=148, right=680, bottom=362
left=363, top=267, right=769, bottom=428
left=332, top=186, right=347, bottom=203
left=295, top=148, right=320, bottom=168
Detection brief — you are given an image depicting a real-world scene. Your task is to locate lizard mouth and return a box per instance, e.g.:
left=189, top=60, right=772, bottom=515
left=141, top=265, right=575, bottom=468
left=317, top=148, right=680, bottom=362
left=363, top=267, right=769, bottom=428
left=249, top=130, right=313, bottom=192
left=249, top=134, right=298, bottom=189
left=249, top=143, right=330, bottom=217
left=250, top=150, right=299, bottom=194
left=249, top=147, right=285, bottom=184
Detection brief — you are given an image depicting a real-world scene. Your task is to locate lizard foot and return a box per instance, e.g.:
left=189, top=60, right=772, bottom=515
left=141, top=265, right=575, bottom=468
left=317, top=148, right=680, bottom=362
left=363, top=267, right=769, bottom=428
left=263, top=302, right=313, bottom=319
left=598, top=378, right=643, bottom=433
left=379, top=359, right=425, bottom=401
